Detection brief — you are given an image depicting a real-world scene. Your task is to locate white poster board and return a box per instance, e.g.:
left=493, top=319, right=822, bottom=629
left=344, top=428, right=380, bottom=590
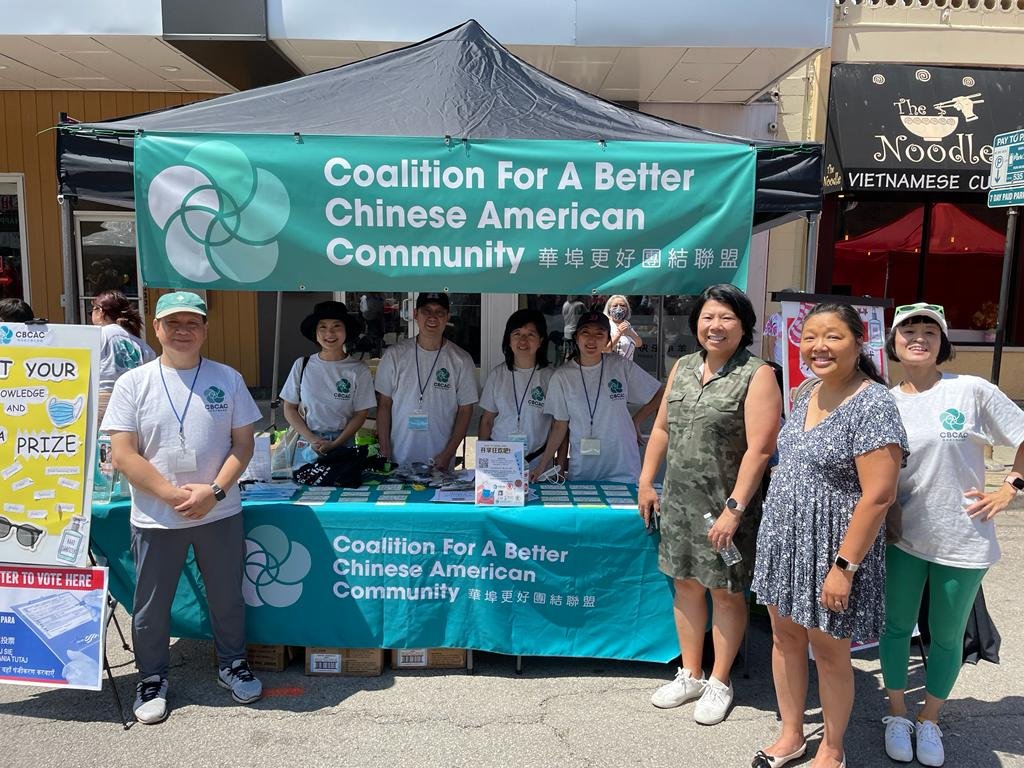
left=474, top=441, right=526, bottom=507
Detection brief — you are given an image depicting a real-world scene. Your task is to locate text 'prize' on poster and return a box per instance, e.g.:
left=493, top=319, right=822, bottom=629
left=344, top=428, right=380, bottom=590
left=0, top=342, right=92, bottom=566
left=0, top=564, right=108, bottom=691
left=133, top=133, right=757, bottom=295
left=475, top=441, right=525, bottom=507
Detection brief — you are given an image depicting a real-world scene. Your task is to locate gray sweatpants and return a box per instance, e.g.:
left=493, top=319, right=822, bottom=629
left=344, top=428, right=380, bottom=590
left=130, top=513, right=247, bottom=678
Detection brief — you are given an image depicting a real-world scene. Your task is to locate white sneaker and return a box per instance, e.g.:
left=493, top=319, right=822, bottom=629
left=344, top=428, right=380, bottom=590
left=882, top=715, right=914, bottom=762
left=916, top=720, right=944, bottom=767
left=693, top=675, right=733, bottom=725
left=650, top=667, right=705, bottom=708
left=133, top=675, right=168, bottom=725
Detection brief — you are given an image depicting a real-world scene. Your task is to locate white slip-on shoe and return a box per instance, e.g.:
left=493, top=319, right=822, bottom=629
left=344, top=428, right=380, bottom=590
left=916, top=720, right=945, bottom=767
left=693, top=675, right=734, bottom=725
left=750, top=740, right=807, bottom=768
left=650, top=667, right=705, bottom=709
left=882, top=715, right=915, bottom=762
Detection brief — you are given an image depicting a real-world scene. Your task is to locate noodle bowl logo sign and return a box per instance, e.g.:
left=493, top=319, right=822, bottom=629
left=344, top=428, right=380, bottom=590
left=146, top=141, right=290, bottom=284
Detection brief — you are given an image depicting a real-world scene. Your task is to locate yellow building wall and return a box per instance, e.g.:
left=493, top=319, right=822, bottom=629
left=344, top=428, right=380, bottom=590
left=0, top=90, right=261, bottom=384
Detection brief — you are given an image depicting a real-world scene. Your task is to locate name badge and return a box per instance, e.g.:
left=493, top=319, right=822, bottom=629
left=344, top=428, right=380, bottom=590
left=580, top=437, right=602, bottom=456
left=408, top=411, right=429, bottom=431
left=508, top=432, right=528, bottom=444
left=169, top=448, right=198, bottom=473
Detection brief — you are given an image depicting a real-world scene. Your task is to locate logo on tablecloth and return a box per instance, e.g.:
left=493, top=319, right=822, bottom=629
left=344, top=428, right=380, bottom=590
left=242, top=525, right=311, bottom=608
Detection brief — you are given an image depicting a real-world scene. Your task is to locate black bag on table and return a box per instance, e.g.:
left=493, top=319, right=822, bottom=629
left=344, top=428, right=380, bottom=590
left=293, top=444, right=368, bottom=488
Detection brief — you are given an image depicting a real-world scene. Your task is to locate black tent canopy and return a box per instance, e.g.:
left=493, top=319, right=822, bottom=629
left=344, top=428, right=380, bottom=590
left=58, top=20, right=821, bottom=231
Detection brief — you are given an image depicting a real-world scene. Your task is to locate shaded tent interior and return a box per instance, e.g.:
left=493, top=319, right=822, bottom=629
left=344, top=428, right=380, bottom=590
left=833, top=202, right=1005, bottom=330
left=57, top=20, right=822, bottom=233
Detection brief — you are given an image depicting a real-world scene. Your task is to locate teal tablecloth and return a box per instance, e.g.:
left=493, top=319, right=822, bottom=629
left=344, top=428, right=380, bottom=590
left=89, top=485, right=680, bottom=662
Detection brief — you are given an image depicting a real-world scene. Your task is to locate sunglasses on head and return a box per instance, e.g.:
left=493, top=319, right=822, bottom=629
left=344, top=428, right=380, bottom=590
left=895, top=302, right=945, bottom=316
left=0, top=517, right=44, bottom=551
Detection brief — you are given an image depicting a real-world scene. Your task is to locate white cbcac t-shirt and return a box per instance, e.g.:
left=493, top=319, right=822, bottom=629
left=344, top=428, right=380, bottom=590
left=479, top=364, right=554, bottom=465
left=101, top=358, right=262, bottom=530
left=279, top=354, right=376, bottom=434
left=892, top=373, right=1024, bottom=568
left=374, top=337, right=479, bottom=465
left=99, top=324, right=156, bottom=392
left=545, top=353, right=662, bottom=483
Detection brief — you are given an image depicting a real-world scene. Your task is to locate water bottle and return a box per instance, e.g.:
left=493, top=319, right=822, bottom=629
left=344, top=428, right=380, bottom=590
left=703, top=512, right=743, bottom=566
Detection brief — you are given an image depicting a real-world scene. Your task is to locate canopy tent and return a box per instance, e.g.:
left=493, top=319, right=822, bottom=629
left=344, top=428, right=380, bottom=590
left=833, top=202, right=1005, bottom=330
left=57, top=20, right=821, bottom=233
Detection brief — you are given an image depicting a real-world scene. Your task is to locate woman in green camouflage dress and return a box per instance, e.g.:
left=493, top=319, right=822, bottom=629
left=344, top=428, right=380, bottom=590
left=638, top=284, right=780, bottom=725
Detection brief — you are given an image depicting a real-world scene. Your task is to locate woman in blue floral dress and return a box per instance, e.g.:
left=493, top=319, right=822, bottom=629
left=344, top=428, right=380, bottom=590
left=752, top=303, right=908, bottom=768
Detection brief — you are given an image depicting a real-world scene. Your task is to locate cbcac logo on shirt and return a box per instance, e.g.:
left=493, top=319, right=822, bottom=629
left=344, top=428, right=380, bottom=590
left=334, top=377, right=352, bottom=400
left=939, top=407, right=967, bottom=441
left=204, top=385, right=230, bottom=411
left=434, top=367, right=451, bottom=390
left=607, top=378, right=625, bottom=400
left=528, top=385, right=546, bottom=408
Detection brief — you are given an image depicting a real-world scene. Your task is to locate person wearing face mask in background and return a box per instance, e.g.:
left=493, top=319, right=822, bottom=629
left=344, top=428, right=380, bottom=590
left=478, top=309, right=555, bottom=472
left=603, top=295, right=644, bottom=361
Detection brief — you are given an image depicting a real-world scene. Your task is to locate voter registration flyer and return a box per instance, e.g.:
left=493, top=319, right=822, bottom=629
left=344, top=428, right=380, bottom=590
left=0, top=564, right=107, bottom=690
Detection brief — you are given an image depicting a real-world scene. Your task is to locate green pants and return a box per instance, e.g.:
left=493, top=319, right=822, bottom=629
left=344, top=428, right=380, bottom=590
left=879, top=545, right=986, bottom=700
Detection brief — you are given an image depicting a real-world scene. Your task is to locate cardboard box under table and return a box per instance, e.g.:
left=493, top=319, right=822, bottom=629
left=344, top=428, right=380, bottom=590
left=391, top=648, right=468, bottom=670
left=305, top=647, right=385, bottom=676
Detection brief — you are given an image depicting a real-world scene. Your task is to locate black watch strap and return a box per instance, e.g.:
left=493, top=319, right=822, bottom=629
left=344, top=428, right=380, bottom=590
left=211, top=482, right=226, bottom=501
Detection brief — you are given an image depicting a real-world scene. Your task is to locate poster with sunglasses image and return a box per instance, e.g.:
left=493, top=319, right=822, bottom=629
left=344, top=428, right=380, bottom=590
left=0, top=322, right=100, bottom=567
left=0, top=564, right=107, bottom=690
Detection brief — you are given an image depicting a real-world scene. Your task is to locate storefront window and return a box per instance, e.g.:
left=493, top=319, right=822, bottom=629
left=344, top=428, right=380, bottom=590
left=0, top=179, right=27, bottom=302
left=76, top=216, right=142, bottom=320
left=832, top=199, right=1008, bottom=342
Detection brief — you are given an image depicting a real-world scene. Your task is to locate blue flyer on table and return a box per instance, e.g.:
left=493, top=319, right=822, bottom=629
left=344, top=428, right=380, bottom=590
left=0, top=564, right=107, bottom=690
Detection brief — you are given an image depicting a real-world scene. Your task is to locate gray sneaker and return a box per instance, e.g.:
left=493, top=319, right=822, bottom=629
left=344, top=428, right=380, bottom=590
left=217, top=659, right=262, bottom=704
left=133, top=675, right=168, bottom=724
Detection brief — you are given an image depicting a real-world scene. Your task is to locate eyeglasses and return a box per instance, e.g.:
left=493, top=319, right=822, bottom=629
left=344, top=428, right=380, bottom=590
left=895, top=302, right=945, bottom=316
left=0, top=517, right=44, bottom=551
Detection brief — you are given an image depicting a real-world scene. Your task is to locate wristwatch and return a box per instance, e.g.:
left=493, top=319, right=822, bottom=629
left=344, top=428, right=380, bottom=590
left=210, top=483, right=227, bottom=502
left=725, top=497, right=746, bottom=513
left=1004, top=475, right=1024, bottom=494
left=834, top=555, right=860, bottom=573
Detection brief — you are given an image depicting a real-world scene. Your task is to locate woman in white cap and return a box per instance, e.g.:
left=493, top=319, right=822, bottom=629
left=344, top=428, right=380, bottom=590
left=281, top=301, right=375, bottom=467
left=879, top=302, right=1024, bottom=767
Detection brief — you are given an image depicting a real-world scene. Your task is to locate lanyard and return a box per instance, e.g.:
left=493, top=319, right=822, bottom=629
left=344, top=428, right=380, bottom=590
left=158, top=357, right=203, bottom=447
left=578, top=355, right=605, bottom=436
left=510, top=366, right=537, bottom=427
left=414, top=340, right=444, bottom=406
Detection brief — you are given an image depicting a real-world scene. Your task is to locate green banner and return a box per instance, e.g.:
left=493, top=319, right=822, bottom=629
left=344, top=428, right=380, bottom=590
left=89, top=493, right=680, bottom=662
left=133, top=133, right=756, bottom=295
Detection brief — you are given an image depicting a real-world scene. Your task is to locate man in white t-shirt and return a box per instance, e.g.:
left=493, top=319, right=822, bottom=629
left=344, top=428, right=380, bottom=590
left=375, top=292, right=478, bottom=468
left=102, top=291, right=263, bottom=725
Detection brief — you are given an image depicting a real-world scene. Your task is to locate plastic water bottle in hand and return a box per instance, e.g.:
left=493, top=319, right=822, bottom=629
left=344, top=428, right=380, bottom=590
left=703, top=512, right=742, bottom=566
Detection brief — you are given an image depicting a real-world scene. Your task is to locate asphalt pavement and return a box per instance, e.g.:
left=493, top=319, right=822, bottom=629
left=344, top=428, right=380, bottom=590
left=1, top=454, right=1022, bottom=768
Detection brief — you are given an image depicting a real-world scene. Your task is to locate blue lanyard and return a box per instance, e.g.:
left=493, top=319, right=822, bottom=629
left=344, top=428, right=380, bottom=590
left=578, top=355, right=605, bottom=435
left=510, top=366, right=537, bottom=427
left=158, top=358, right=203, bottom=446
left=414, top=340, right=444, bottom=406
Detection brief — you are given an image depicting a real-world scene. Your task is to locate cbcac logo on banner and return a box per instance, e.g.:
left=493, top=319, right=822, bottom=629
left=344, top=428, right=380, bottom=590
left=134, top=133, right=757, bottom=296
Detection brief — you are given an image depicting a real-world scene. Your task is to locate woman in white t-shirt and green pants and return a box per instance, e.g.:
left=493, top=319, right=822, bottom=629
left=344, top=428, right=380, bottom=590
left=881, top=302, right=1024, bottom=767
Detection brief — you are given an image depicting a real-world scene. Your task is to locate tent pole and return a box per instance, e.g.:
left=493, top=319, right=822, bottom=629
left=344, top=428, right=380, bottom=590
left=803, top=212, right=820, bottom=292
left=269, top=291, right=284, bottom=429
left=59, top=195, right=79, bottom=324
left=991, top=206, right=1019, bottom=386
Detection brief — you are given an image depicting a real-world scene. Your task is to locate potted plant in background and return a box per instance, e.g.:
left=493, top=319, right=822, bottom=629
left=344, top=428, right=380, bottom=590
left=971, top=301, right=999, bottom=343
